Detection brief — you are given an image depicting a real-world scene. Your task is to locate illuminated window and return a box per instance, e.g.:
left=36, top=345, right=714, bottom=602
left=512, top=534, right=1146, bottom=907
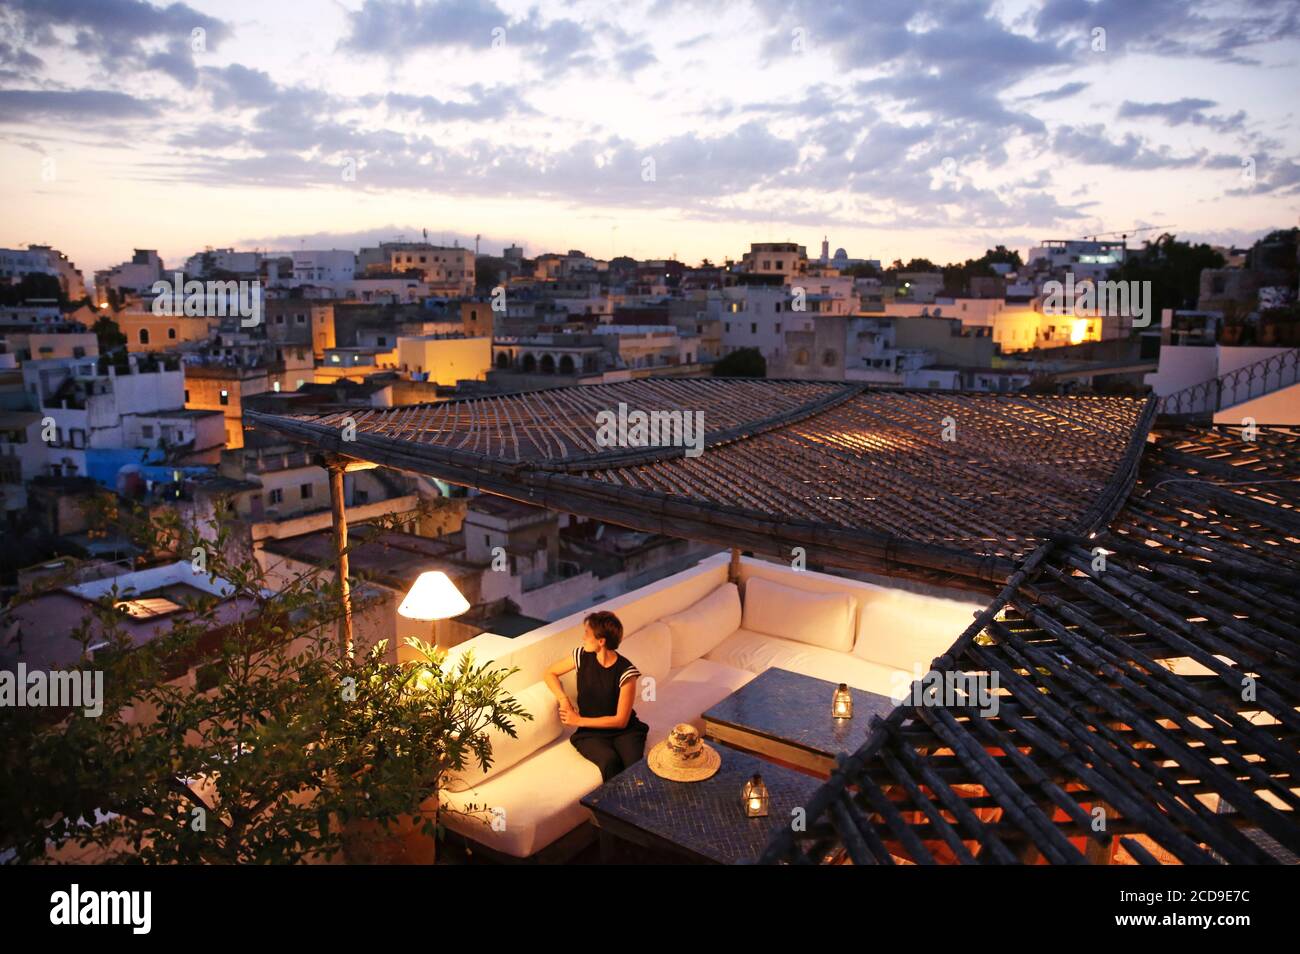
left=115, top=596, right=182, bottom=619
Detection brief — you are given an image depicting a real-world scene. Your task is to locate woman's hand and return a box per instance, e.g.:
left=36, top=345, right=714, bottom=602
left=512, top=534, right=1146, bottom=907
left=558, top=702, right=582, bottom=727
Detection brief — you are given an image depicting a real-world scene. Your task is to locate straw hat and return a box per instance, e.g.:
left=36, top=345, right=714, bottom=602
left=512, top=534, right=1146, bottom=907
left=647, top=723, right=721, bottom=782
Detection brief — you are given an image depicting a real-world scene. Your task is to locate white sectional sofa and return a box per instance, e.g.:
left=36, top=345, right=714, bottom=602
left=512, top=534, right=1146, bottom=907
left=439, top=552, right=982, bottom=860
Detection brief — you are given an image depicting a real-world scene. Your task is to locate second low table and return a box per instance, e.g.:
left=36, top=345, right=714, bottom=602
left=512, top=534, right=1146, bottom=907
left=702, top=667, right=897, bottom=775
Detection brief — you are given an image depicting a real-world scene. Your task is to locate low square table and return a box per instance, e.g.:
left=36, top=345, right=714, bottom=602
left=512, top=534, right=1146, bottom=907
left=702, top=667, right=897, bottom=775
left=580, top=742, right=822, bottom=864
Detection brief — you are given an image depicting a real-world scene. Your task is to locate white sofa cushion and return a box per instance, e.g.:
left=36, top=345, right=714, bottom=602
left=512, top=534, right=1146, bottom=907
left=621, top=620, right=672, bottom=687
left=638, top=657, right=756, bottom=743
left=741, top=576, right=856, bottom=652
left=663, top=582, right=742, bottom=669
left=706, top=627, right=903, bottom=698
left=443, top=680, right=562, bottom=792
left=853, top=590, right=977, bottom=672
left=440, top=734, right=602, bottom=857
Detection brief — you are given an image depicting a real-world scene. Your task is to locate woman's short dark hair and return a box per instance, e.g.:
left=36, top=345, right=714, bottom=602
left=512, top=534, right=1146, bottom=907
left=584, top=611, right=624, bottom=650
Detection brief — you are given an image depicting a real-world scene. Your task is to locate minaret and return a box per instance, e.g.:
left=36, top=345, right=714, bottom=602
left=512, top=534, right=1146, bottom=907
left=821, top=236, right=829, bottom=263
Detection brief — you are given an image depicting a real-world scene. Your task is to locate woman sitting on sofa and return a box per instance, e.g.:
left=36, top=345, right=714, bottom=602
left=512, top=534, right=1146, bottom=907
left=544, top=610, right=647, bottom=781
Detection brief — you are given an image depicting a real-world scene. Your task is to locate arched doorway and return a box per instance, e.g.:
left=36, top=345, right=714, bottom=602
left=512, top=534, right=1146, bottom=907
left=496, top=351, right=511, bottom=370
left=540, top=354, right=556, bottom=374
left=558, top=355, right=575, bottom=374
left=522, top=353, right=537, bottom=372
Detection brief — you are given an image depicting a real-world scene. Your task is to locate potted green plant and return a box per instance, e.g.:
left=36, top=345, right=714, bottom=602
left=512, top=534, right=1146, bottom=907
left=334, top=637, right=529, bottom=864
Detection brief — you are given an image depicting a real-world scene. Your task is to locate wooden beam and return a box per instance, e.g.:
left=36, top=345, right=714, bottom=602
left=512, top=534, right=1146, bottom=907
left=328, top=462, right=354, bottom=658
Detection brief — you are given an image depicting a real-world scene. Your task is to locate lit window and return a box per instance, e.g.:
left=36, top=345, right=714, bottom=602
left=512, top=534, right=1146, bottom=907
left=115, top=596, right=182, bottom=619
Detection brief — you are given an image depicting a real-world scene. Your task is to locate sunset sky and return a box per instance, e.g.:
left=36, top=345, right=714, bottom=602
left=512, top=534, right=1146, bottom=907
left=1, top=0, right=1298, bottom=277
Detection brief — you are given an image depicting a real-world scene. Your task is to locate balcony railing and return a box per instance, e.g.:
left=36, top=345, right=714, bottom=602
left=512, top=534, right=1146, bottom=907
left=1158, top=347, right=1300, bottom=417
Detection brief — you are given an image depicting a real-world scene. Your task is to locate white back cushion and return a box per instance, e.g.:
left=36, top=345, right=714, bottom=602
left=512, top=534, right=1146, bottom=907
left=663, top=582, right=742, bottom=669
left=741, top=576, right=856, bottom=652
left=853, top=589, right=979, bottom=671
left=444, top=679, right=562, bottom=791
left=622, top=620, right=672, bottom=686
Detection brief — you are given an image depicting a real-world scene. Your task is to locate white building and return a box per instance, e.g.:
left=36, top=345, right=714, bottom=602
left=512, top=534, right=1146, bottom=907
left=1146, top=342, right=1300, bottom=423
left=0, top=245, right=87, bottom=298
left=816, top=237, right=878, bottom=271
left=710, top=286, right=815, bottom=361
left=330, top=276, right=431, bottom=304
left=1027, top=239, right=1126, bottom=283
left=19, top=354, right=224, bottom=480
left=94, top=250, right=165, bottom=306
left=274, top=250, right=357, bottom=287
left=182, top=248, right=267, bottom=278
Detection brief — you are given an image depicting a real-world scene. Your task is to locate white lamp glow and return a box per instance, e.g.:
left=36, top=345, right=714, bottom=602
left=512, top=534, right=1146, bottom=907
left=398, top=571, right=470, bottom=621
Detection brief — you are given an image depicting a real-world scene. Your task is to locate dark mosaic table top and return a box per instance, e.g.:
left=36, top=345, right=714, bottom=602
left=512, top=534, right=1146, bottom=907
left=580, top=743, right=822, bottom=864
left=702, top=666, right=896, bottom=760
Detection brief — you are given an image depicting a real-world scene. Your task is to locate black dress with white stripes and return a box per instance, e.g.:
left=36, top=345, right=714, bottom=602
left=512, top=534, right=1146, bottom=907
left=570, top=647, right=646, bottom=739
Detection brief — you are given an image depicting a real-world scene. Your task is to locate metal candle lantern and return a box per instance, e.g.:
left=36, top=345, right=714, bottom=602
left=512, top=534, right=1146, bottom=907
left=832, top=683, right=853, bottom=719
left=742, top=773, right=769, bottom=817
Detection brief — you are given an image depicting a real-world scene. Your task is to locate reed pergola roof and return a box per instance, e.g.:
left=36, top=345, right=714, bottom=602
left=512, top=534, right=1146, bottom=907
left=760, top=424, right=1300, bottom=865
left=246, top=380, right=1155, bottom=590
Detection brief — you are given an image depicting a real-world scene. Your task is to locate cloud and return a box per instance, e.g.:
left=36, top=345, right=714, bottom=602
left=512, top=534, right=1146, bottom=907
left=1050, top=125, right=1206, bottom=169
left=0, top=0, right=231, bottom=79
left=758, top=0, right=1064, bottom=134
left=373, top=86, right=532, bottom=122
left=167, top=119, right=803, bottom=211
left=0, top=87, right=159, bottom=122
left=339, top=0, right=599, bottom=73
left=1019, top=81, right=1090, bottom=103
left=200, top=64, right=284, bottom=111
left=0, top=34, right=44, bottom=81
left=1034, top=0, right=1300, bottom=65
left=1117, top=98, right=1246, bottom=132
left=236, top=225, right=495, bottom=252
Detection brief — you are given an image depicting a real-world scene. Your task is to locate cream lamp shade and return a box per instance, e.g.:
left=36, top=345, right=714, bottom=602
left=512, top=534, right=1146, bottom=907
left=398, top=571, right=470, bottom=621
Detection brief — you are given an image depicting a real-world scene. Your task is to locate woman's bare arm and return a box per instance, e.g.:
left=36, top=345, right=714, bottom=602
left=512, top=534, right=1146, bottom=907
left=544, top=656, right=577, bottom=713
